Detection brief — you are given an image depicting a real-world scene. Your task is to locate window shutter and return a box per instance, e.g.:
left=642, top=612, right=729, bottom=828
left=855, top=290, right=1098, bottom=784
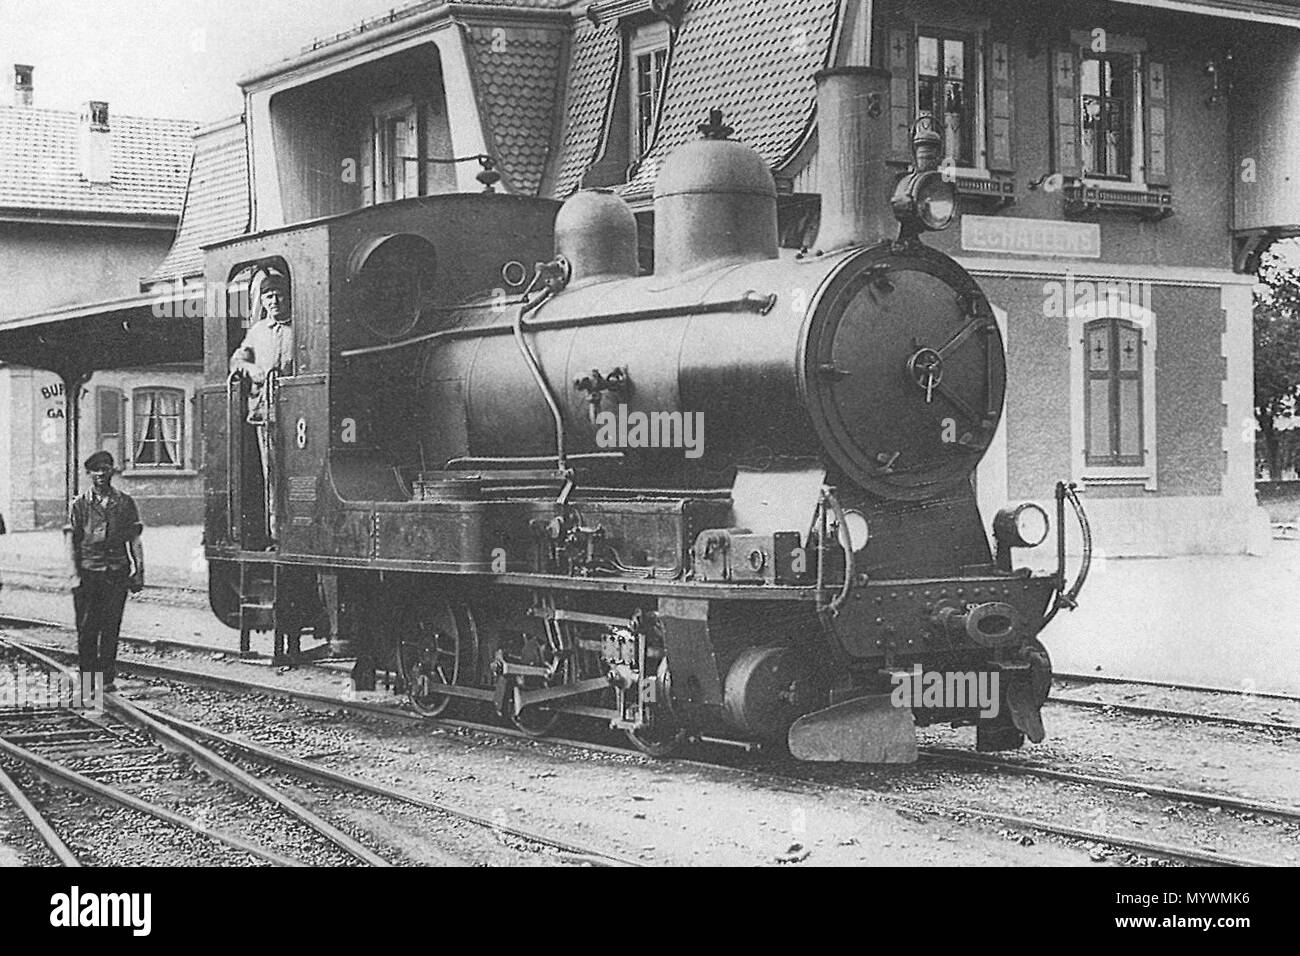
left=1144, top=59, right=1169, bottom=187
left=889, top=27, right=916, bottom=162
left=986, top=38, right=1014, bottom=172
left=1052, top=47, right=1082, bottom=177
left=96, top=386, right=124, bottom=465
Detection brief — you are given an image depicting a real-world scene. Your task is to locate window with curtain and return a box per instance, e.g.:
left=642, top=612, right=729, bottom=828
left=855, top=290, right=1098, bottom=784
left=1079, top=52, right=1134, bottom=180
left=917, top=31, right=976, bottom=168
left=133, top=387, right=185, bottom=469
left=1084, top=319, right=1144, bottom=466
left=629, top=21, right=670, bottom=159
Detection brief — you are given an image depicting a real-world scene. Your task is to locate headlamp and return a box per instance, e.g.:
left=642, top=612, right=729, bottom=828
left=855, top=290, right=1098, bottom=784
left=993, top=503, right=1050, bottom=549
left=891, top=170, right=957, bottom=234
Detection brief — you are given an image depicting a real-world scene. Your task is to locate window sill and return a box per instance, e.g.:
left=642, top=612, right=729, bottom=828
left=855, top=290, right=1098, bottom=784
left=120, top=469, right=199, bottom=479
left=1064, top=180, right=1173, bottom=220
left=954, top=170, right=1015, bottom=209
left=883, top=162, right=1016, bottom=208
left=1082, top=471, right=1155, bottom=491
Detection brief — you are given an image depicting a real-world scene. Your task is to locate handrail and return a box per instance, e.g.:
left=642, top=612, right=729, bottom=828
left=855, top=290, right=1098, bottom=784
left=262, top=371, right=278, bottom=543
left=338, top=291, right=779, bottom=361
left=1042, top=481, right=1091, bottom=627
left=816, top=487, right=857, bottom=617
left=226, top=371, right=240, bottom=544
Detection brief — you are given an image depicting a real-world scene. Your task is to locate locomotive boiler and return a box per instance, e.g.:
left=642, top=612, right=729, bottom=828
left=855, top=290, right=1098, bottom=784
left=202, top=68, right=1089, bottom=762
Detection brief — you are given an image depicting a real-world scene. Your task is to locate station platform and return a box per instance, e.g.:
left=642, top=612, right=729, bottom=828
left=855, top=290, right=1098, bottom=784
left=2, top=525, right=1297, bottom=695
left=0, top=524, right=206, bottom=597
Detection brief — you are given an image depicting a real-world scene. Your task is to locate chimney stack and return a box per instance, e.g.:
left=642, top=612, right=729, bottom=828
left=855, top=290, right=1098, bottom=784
left=79, top=101, right=112, bottom=183
left=13, top=64, right=33, bottom=107
left=813, top=67, right=897, bottom=253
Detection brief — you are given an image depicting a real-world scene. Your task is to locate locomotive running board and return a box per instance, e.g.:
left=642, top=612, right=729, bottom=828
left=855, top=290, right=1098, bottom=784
left=788, top=694, right=918, bottom=763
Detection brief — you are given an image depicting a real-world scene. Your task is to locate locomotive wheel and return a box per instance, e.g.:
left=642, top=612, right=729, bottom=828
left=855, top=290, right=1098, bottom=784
left=510, top=706, right=560, bottom=737
left=395, top=602, right=466, bottom=717
left=624, top=659, right=685, bottom=757
left=625, top=724, right=685, bottom=757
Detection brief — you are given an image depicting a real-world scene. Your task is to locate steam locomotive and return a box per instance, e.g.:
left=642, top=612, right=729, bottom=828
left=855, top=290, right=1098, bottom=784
left=202, top=68, right=1089, bottom=762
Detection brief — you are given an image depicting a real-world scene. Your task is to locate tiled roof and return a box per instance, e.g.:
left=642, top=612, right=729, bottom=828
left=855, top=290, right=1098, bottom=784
left=552, top=19, right=621, bottom=198
left=463, top=22, right=569, bottom=196
left=0, top=105, right=195, bottom=220
left=149, top=118, right=249, bottom=283
left=621, top=0, right=839, bottom=199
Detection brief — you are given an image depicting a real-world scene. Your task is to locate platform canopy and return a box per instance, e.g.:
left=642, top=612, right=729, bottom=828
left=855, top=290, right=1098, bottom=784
left=0, top=286, right=206, bottom=511
left=0, top=286, right=203, bottom=376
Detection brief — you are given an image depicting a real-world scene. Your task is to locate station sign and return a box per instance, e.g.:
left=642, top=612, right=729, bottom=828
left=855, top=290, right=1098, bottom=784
left=961, top=215, right=1101, bottom=259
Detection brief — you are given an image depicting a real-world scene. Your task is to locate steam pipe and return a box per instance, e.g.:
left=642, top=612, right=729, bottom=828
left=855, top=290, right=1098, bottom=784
left=513, top=288, right=567, bottom=473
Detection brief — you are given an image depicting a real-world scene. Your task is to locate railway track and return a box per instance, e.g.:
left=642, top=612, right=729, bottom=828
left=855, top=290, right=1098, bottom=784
left=1046, top=692, right=1300, bottom=735
left=1055, top=669, right=1300, bottom=704
left=1, top=617, right=1295, bottom=867
left=4, top=612, right=1296, bottom=737
left=0, top=638, right=387, bottom=867
left=0, top=636, right=635, bottom=868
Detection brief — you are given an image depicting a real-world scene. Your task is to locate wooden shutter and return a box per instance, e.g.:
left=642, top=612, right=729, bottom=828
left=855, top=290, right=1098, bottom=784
left=96, top=386, right=124, bottom=466
left=889, top=27, right=916, bottom=162
left=986, top=38, right=1014, bottom=172
left=1052, top=47, right=1082, bottom=177
left=1144, top=59, right=1169, bottom=186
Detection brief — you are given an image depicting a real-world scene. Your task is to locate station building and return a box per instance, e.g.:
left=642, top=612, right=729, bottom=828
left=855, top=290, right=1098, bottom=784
left=98, top=0, right=1300, bottom=553
left=0, top=67, right=199, bottom=529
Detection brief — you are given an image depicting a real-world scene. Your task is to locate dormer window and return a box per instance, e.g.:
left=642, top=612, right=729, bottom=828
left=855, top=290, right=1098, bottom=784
left=630, top=21, right=670, bottom=157
left=88, top=101, right=110, bottom=131
left=578, top=9, right=676, bottom=191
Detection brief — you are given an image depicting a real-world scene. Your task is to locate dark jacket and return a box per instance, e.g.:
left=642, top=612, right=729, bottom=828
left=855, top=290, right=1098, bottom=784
left=69, top=487, right=142, bottom=573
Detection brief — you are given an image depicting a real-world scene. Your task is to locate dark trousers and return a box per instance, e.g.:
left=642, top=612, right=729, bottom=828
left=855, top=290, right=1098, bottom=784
left=74, top=570, right=129, bottom=684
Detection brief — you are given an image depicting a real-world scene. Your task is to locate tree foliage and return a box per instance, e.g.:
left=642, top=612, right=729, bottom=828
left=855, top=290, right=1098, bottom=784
left=1255, top=243, right=1300, bottom=478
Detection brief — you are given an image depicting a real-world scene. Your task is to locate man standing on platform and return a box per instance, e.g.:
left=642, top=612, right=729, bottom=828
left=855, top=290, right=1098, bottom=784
left=68, top=451, right=144, bottom=693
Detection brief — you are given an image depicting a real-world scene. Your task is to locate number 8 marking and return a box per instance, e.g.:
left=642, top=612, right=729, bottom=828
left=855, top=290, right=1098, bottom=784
left=296, top=417, right=307, bottom=449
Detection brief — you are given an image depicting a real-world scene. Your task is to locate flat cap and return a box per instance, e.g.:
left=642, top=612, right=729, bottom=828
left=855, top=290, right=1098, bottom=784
left=84, top=450, right=115, bottom=471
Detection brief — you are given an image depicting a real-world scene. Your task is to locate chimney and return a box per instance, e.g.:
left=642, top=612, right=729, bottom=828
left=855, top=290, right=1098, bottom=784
left=13, top=64, right=33, bottom=107
left=79, top=101, right=112, bottom=183
left=813, top=67, right=897, bottom=254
